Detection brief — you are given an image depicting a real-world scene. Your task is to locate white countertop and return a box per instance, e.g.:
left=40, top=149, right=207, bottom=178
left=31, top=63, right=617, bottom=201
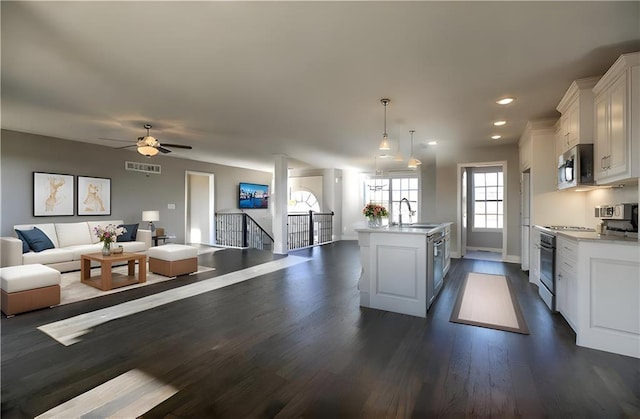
left=356, top=222, right=452, bottom=236
left=534, top=225, right=640, bottom=245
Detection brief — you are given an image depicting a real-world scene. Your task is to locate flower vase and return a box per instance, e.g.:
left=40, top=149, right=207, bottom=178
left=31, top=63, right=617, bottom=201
left=102, top=241, right=111, bottom=256
left=368, top=216, right=382, bottom=228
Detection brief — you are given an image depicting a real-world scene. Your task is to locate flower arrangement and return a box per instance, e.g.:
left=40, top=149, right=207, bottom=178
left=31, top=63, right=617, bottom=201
left=94, top=224, right=126, bottom=245
left=362, top=203, right=388, bottom=218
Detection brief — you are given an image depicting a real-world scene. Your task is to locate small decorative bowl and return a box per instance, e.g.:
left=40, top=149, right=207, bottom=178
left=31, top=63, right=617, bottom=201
left=112, top=246, right=124, bottom=254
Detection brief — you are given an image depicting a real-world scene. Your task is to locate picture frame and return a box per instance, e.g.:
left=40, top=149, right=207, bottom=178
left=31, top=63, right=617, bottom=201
left=77, top=176, right=111, bottom=216
left=33, top=172, right=75, bottom=216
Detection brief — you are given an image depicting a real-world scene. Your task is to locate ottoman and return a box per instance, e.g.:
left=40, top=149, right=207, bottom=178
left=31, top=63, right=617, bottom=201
left=0, top=264, right=61, bottom=316
left=148, top=244, right=198, bottom=277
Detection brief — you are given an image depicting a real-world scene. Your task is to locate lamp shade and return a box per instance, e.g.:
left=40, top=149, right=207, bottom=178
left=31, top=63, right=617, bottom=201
left=142, top=210, right=160, bottom=222
left=407, top=156, right=422, bottom=169
left=378, top=134, right=391, bottom=151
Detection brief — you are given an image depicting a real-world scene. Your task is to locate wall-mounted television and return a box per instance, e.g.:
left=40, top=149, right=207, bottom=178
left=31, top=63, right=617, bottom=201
left=239, top=182, right=269, bottom=209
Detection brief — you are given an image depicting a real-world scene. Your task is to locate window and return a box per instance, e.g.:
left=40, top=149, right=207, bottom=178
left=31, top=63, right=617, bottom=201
left=364, top=176, right=418, bottom=224
left=473, top=170, right=503, bottom=229
left=288, top=189, right=320, bottom=213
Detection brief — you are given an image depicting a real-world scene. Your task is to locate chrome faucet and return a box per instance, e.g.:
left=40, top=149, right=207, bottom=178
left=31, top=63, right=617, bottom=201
left=399, top=198, right=416, bottom=226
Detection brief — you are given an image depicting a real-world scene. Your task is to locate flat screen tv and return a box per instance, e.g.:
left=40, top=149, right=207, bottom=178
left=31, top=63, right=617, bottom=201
left=239, top=182, right=269, bottom=209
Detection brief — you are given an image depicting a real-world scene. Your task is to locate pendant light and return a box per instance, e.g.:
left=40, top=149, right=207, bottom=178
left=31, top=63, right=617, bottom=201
left=407, top=130, right=422, bottom=169
left=378, top=98, right=391, bottom=151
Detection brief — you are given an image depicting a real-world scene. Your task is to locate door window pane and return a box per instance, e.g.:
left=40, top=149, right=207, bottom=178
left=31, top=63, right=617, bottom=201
left=473, top=169, right=504, bottom=230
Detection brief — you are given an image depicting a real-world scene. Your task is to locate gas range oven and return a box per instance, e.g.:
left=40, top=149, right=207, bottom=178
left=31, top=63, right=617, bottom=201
left=543, top=225, right=596, bottom=232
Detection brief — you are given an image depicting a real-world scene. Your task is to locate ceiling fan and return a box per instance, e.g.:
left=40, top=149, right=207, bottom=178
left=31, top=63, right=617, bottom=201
left=114, top=124, right=193, bottom=156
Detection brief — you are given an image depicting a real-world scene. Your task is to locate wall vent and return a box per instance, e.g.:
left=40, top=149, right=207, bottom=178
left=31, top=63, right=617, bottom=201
left=125, top=161, right=161, bottom=174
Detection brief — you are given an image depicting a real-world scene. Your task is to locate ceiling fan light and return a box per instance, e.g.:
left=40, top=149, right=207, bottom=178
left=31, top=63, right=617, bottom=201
left=144, top=136, right=157, bottom=146
left=138, top=145, right=159, bottom=156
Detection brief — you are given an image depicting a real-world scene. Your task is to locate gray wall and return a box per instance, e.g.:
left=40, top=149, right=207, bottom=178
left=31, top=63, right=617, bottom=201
left=0, top=130, right=273, bottom=242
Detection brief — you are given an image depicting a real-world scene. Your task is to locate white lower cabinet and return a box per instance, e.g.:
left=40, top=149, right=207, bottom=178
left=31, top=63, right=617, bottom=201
left=556, top=235, right=640, bottom=358
left=556, top=237, right=578, bottom=331
left=529, top=228, right=540, bottom=286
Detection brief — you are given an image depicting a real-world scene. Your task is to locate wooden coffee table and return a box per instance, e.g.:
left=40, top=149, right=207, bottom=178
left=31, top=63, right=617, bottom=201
left=81, top=252, right=147, bottom=291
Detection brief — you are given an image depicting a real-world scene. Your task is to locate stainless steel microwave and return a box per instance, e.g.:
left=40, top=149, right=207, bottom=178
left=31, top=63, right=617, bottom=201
left=558, top=144, right=594, bottom=190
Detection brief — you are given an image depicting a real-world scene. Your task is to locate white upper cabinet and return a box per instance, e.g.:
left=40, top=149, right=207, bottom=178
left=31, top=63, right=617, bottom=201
left=556, top=77, right=600, bottom=155
left=593, top=52, right=640, bottom=184
left=519, top=129, right=532, bottom=171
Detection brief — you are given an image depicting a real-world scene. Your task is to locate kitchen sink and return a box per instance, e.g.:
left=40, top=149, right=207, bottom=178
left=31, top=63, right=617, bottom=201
left=406, top=223, right=441, bottom=229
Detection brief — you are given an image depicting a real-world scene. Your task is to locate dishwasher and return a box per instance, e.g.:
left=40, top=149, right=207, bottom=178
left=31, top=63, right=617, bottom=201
left=427, top=229, right=446, bottom=310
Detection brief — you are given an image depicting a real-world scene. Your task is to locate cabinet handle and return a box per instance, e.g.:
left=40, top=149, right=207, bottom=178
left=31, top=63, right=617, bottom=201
left=601, top=156, right=606, bottom=170
left=558, top=273, right=563, bottom=279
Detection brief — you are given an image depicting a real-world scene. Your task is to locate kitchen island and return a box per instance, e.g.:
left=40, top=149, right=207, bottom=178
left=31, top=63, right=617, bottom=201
left=355, top=223, right=452, bottom=318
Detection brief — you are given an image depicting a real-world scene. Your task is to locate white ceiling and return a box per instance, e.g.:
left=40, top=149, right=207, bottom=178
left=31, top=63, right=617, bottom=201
left=2, top=1, right=639, bottom=173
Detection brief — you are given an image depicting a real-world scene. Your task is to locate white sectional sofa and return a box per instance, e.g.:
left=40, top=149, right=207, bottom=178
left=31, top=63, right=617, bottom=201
left=0, top=220, right=151, bottom=272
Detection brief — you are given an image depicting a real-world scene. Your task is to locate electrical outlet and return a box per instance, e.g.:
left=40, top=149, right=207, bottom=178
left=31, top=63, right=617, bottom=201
left=168, top=203, right=176, bottom=210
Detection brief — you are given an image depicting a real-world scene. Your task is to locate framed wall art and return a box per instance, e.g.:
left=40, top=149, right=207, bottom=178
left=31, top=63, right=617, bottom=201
left=77, top=176, right=111, bottom=216
left=33, top=172, right=75, bottom=216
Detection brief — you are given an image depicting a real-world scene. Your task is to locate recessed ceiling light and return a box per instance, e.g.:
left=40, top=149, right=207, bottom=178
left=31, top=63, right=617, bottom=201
left=428, top=141, right=437, bottom=145
left=493, top=120, right=507, bottom=126
left=496, top=97, right=515, bottom=105
left=491, top=135, right=501, bottom=140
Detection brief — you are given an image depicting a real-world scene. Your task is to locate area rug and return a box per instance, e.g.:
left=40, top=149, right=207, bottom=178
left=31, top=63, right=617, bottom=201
left=58, top=264, right=215, bottom=306
left=450, top=272, right=529, bottom=334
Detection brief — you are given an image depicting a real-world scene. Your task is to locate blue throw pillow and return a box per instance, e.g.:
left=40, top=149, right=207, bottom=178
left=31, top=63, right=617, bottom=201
left=18, top=227, right=55, bottom=252
left=14, top=229, right=31, bottom=253
left=117, top=224, right=139, bottom=242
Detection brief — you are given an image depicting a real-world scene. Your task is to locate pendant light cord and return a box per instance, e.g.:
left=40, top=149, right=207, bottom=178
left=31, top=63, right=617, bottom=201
left=410, top=130, right=415, bottom=154
left=383, top=102, right=387, bottom=137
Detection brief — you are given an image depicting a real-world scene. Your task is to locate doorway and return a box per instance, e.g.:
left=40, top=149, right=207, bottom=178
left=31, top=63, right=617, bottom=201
left=457, top=162, right=507, bottom=261
left=185, top=171, right=215, bottom=246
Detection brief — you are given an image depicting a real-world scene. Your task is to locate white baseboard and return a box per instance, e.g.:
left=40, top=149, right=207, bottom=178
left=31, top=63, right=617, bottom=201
left=504, top=254, right=521, bottom=264
left=450, top=251, right=520, bottom=264
left=466, top=246, right=502, bottom=253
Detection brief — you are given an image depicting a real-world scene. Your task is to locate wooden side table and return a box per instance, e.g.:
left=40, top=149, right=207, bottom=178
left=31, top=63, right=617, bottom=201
left=152, top=235, right=168, bottom=246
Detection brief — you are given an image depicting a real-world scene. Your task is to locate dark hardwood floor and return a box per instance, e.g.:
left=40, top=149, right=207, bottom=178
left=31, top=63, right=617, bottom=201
left=1, top=241, right=638, bottom=418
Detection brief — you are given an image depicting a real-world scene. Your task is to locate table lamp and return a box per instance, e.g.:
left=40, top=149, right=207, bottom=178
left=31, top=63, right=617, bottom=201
left=142, top=210, right=159, bottom=233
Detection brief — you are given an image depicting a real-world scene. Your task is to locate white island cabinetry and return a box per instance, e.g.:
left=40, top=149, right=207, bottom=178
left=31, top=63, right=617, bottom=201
left=356, top=223, right=452, bottom=318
